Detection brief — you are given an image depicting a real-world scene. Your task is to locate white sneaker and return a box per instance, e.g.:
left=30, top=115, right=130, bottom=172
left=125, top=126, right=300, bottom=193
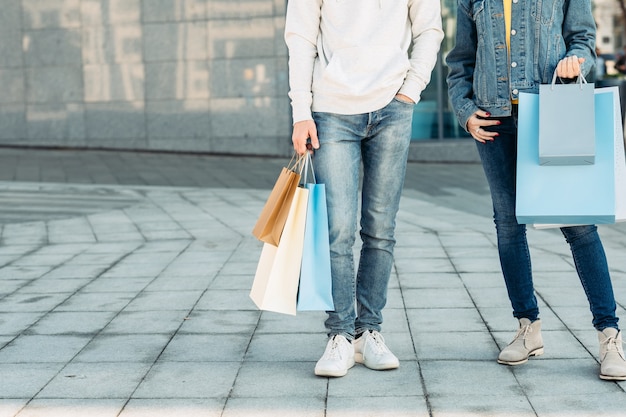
left=353, top=330, right=399, bottom=370
left=314, top=335, right=355, bottom=377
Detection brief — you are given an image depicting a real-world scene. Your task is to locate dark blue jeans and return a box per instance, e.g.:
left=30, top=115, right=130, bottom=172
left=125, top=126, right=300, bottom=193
left=476, top=110, right=619, bottom=331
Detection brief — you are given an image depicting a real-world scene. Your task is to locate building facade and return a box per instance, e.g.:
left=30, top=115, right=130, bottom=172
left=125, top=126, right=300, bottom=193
left=0, top=0, right=622, bottom=162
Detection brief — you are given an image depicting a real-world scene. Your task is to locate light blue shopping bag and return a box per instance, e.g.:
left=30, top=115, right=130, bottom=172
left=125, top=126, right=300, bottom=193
left=538, top=74, right=595, bottom=165
left=516, top=88, right=622, bottom=225
left=297, top=156, right=334, bottom=312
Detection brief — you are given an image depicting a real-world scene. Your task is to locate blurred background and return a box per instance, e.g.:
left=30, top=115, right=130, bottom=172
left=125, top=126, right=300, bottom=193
left=0, top=0, right=624, bottom=162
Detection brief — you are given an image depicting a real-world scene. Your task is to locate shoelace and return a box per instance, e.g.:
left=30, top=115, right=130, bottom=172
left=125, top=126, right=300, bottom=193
left=368, top=332, right=391, bottom=354
left=324, top=337, right=344, bottom=360
left=514, top=324, right=532, bottom=341
left=601, top=335, right=624, bottom=353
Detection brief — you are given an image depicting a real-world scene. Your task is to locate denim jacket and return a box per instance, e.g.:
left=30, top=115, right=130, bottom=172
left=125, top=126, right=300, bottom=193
left=446, top=0, right=596, bottom=130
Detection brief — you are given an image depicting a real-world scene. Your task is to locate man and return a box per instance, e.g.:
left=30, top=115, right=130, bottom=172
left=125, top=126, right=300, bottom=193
left=284, top=0, right=443, bottom=377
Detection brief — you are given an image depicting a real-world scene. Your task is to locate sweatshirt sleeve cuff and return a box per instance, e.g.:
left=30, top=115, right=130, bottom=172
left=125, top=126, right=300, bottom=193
left=398, top=79, right=425, bottom=104
left=291, top=104, right=313, bottom=124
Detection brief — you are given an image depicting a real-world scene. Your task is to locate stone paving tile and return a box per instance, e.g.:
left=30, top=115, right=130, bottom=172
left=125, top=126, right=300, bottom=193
left=15, top=399, right=126, bottom=417
left=0, top=400, right=28, bottom=417
left=512, top=359, right=622, bottom=396
left=0, top=313, right=44, bottom=336
left=26, top=311, right=116, bottom=335
left=406, top=307, right=487, bottom=333
left=177, top=310, right=260, bottom=334
left=119, top=398, right=224, bottom=417
left=101, top=310, right=189, bottom=335
left=402, top=288, right=475, bottom=309
left=0, top=363, right=65, bottom=398
left=415, top=331, right=500, bottom=361
left=420, top=360, right=523, bottom=397
left=428, top=395, right=536, bottom=417
left=231, top=361, right=327, bottom=399
left=72, top=334, right=172, bottom=364
left=254, top=311, right=325, bottom=335
left=36, top=362, right=152, bottom=399
left=17, top=278, right=94, bottom=295
left=122, top=290, right=204, bottom=312
left=54, top=292, right=136, bottom=313
left=0, top=335, right=92, bottom=363
left=398, top=272, right=466, bottom=289
left=326, top=396, right=429, bottom=417
left=223, top=397, right=324, bottom=417
left=245, top=333, right=324, bottom=363
left=131, top=362, right=240, bottom=399
left=160, top=334, right=250, bottom=362
left=328, top=361, right=424, bottom=397
left=528, top=393, right=626, bottom=416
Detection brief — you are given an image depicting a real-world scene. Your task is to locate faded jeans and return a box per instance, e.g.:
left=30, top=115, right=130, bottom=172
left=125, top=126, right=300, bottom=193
left=476, top=110, right=619, bottom=331
left=312, top=98, right=414, bottom=340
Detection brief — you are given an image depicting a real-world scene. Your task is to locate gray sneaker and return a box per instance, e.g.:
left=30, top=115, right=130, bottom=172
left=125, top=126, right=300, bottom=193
left=353, top=330, right=399, bottom=370
left=498, top=318, right=544, bottom=366
left=598, top=327, right=626, bottom=381
left=314, top=335, right=355, bottom=377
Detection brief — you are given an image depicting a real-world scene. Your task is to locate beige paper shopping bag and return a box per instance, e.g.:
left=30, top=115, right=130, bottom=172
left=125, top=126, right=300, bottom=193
left=250, top=186, right=309, bottom=315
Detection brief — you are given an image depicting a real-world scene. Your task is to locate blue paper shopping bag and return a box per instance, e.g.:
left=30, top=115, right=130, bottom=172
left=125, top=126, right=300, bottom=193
left=538, top=74, right=595, bottom=165
left=516, top=88, right=622, bottom=225
left=297, top=157, right=334, bottom=312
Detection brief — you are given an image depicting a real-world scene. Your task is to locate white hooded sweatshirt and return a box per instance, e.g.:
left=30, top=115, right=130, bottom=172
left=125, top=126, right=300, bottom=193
left=285, top=0, right=444, bottom=123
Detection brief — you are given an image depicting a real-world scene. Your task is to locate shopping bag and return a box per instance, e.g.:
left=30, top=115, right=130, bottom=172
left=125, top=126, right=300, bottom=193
left=538, top=73, right=595, bottom=165
left=516, top=86, right=625, bottom=225
left=250, top=186, right=309, bottom=315
left=297, top=154, right=333, bottom=311
left=252, top=155, right=303, bottom=246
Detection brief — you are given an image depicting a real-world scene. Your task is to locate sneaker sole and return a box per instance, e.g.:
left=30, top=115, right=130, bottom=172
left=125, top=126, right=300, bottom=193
left=497, top=347, right=544, bottom=366
left=314, top=368, right=348, bottom=377
left=314, top=360, right=355, bottom=377
left=599, top=373, right=626, bottom=381
left=354, top=354, right=399, bottom=370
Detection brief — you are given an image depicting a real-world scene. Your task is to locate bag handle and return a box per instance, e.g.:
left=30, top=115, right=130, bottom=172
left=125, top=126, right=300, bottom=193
left=305, top=152, right=317, bottom=184
left=300, top=152, right=317, bottom=185
left=287, top=152, right=302, bottom=172
left=287, top=151, right=317, bottom=185
left=550, top=69, right=587, bottom=91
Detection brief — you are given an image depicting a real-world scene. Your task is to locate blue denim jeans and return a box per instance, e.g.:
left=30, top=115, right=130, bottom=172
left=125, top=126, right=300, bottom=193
left=476, top=110, right=619, bottom=331
left=312, top=98, right=414, bottom=340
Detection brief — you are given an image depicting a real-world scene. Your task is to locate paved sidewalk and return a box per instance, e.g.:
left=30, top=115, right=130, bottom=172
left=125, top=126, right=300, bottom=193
left=0, top=148, right=625, bottom=416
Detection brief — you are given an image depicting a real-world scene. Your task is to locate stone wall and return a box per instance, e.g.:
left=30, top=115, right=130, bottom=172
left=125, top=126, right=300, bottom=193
left=0, top=0, right=293, bottom=156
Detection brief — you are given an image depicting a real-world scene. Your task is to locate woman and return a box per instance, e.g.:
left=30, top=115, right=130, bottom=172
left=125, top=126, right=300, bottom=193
left=446, top=0, right=626, bottom=380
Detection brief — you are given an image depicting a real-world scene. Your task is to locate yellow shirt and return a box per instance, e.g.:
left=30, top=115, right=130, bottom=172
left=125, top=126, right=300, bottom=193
left=504, top=0, right=518, bottom=103
left=504, top=0, right=512, bottom=51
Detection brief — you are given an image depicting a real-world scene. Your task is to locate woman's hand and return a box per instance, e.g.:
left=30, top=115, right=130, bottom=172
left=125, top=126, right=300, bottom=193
left=292, top=120, right=318, bottom=155
left=466, top=110, right=500, bottom=143
left=556, top=55, right=585, bottom=79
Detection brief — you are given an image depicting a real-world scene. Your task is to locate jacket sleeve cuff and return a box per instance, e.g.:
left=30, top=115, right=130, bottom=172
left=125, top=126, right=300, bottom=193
left=458, top=102, right=479, bottom=132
